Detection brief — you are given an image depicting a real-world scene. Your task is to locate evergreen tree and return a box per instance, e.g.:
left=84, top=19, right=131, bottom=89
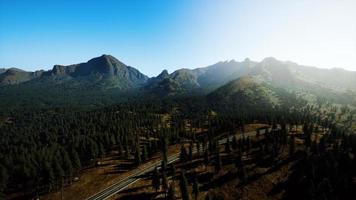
left=311, top=140, right=319, bottom=154
left=193, top=174, right=199, bottom=200
left=142, top=144, right=148, bottom=161
left=180, top=146, right=188, bottom=163
left=246, top=136, right=251, bottom=152
left=118, top=142, right=123, bottom=156
left=70, top=148, right=81, bottom=169
left=53, top=158, right=65, bottom=180
left=171, top=164, right=176, bottom=178
left=225, top=137, right=231, bottom=153
left=239, top=161, right=247, bottom=185
left=0, top=165, right=8, bottom=194
left=44, top=161, right=55, bottom=192
left=289, top=135, right=296, bottom=157
left=152, top=167, right=160, bottom=192
left=134, top=144, right=142, bottom=165
left=215, top=151, right=222, bottom=172
left=161, top=159, right=167, bottom=172
left=98, top=142, right=106, bottom=159
left=189, top=143, right=193, bottom=161
left=124, top=144, right=130, bottom=159
left=232, top=135, right=238, bottom=150
left=162, top=171, right=168, bottom=195
left=167, top=183, right=176, bottom=200
left=162, top=137, right=168, bottom=164
left=180, top=170, right=190, bottom=200
left=235, top=153, right=242, bottom=168
left=204, top=150, right=210, bottom=166
left=63, top=151, right=73, bottom=178
left=196, top=142, right=201, bottom=156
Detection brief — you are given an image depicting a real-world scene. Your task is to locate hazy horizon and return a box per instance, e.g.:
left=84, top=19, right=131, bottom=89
left=2, top=55, right=356, bottom=78
left=1, top=0, right=356, bottom=76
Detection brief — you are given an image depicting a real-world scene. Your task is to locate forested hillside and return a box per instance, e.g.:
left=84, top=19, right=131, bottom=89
left=1, top=81, right=355, bottom=199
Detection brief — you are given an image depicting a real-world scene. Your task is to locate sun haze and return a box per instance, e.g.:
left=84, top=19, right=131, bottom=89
left=0, top=0, right=355, bottom=76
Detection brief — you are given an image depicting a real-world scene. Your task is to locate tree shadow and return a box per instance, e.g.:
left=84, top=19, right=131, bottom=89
left=114, top=162, right=136, bottom=171
left=248, top=155, right=294, bottom=184
left=116, top=192, right=158, bottom=200
left=200, top=171, right=238, bottom=191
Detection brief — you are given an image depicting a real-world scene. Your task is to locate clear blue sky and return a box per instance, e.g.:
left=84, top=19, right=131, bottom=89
left=1, top=0, right=355, bottom=76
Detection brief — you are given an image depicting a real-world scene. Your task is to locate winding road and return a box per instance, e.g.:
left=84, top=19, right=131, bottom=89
left=85, top=128, right=270, bottom=200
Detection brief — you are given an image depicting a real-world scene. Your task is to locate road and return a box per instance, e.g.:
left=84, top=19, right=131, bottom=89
left=85, top=128, right=269, bottom=200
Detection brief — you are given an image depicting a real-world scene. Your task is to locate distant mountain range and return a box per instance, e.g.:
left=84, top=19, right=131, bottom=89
left=146, top=57, right=356, bottom=95
left=0, top=54, right=355, bottom=109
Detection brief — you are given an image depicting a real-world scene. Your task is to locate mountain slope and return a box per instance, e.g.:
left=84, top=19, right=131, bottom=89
left=250, top=57, right=356, bottom=92
left=0, top=55, right=149, bottom=110
left=0, top=68, right=44, bottom=86
left=144, top=59, right=255, bottom=95
left=0, top=55, right=148, bottom=90
left=144, top=57, right=356, bottom=106
left=144, top=68, right=203, bottom=96
left=0, top=68, right=6, bottom=74
left=1, top=55, right=355, bottom=110
left=197, top=58, right=257, bottom=89
left=207, top=76, right=280, bottom=112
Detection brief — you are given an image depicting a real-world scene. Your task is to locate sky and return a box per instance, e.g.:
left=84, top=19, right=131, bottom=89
left=0, top=0, right=355, bottom=77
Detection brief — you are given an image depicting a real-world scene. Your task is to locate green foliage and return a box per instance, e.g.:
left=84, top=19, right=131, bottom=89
left=0, top=102, right=173, bottom=195
left=0, top=62, right=355, bottom=199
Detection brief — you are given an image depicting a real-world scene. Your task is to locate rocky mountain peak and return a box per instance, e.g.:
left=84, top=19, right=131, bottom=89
left=157, top=69, right=169, bottom=79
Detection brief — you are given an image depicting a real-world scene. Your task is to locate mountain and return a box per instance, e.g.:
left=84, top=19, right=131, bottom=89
left=144, top=69, right=170, bottom=93
left=207, top=76, right=280, bottom=112
left=249, top=57, right=356, bottom=92
left=196, top=58, right=257, bottom=89
left=148, top=69, right=169, bottom=83
left=38, top=54, right=148, bottom=90
left=3, top=55, right=355, bottom=94
left=43, top=54, right=148, bottom=88
left=144, top=57, right=356, bottom=105
left=0, top=55, right=148, bottom=90
left=144, top=69, right=202, bottom=96
left=144, top=59, right=255, bottom=96
left=0, top=55, right=149, bottom=110
left=0, top=55, right=355, bottom=110
left=0, top=68, right=43, bottom=86
left=0, top=68, right=6, bottom=74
